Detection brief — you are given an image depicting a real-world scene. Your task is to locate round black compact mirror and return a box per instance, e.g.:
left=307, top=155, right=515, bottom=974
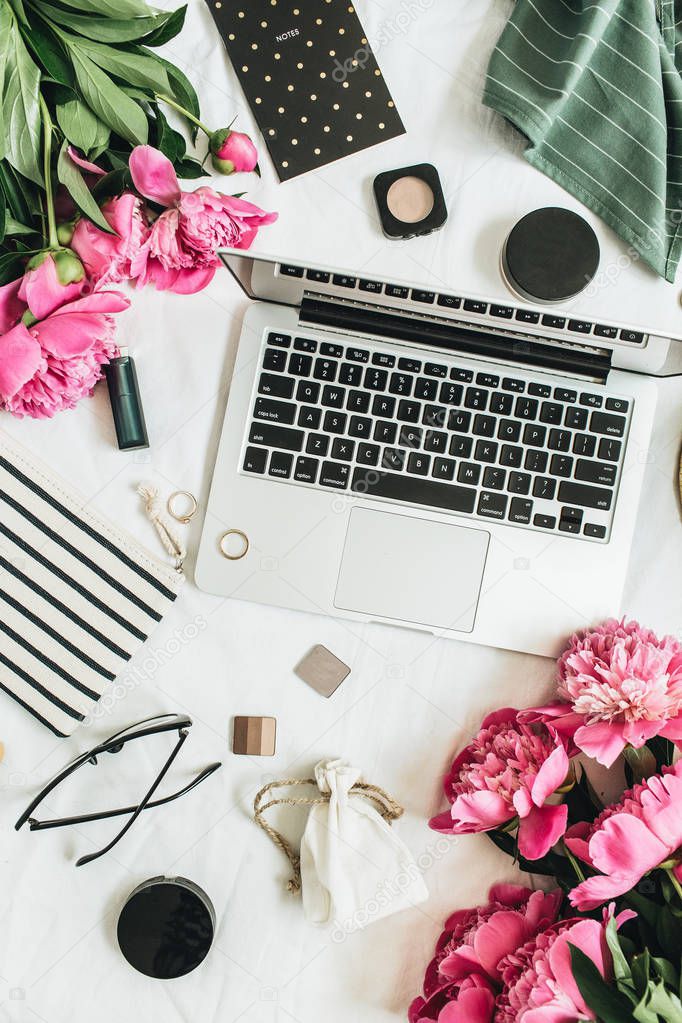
left=501, top=207, right=600, bottom=304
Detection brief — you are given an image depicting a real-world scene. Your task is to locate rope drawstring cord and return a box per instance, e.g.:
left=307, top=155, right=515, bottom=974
left=137, top=483, right=186, bottom=570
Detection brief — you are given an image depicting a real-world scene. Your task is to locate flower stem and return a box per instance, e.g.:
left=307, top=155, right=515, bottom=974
left=155, top=94, right=212, bottom=137
left=562, top=840, right=586, bottom=882
left=39, top=93, right=58, bottom=249
left=666, top=868, right=682, bottom=902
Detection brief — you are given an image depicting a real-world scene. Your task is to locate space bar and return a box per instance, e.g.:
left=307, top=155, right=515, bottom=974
left=351, top=469, right=476, bottom=514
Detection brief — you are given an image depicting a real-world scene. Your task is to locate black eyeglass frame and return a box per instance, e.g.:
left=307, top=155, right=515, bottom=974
left=15, top=714, right=222, bottom=868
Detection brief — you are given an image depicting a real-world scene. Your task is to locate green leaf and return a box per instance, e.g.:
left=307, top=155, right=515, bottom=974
left=632, top=951, right=652, bottom=998
left=154, top=106, right=185, bottom=163
left=657, top=904, right=682, bottom=960
left=569, top=945, right=638, bottom=1023
left=23, top=13, right=73, bottom=85
left=3, top=18, right=43, bottom=185
left=38, top=0, right=151, bottom=17
left=5, top=215, right=36, bottom=236
left=67, top=46, right=148, bottom=146
left=173, top=157, right=206, bottom=180
left=72, top=38, right=170, bottom=93
left=150, top=51, right=200, bottom=140
left=143, top=5, right=186, bottom=46
left=652, top=956, right=680, bottom=990
left=56, top=139, right=114, bottom=233
left=89, top=117, right=111, bottom=160
left=624, top=744, right=658, bottom=784
left=647, top=980, right=682, bottom=1022
left=0, top=247, right=31, bottom=285
left=0, top=188, right=6, bottom=245
left=56, top=98, right=102, bottom=151
left=30, top=3, right=182, bottom=45
left=647, top=736, right=676, bottom=771
left=0, top=160, right=32, bottom=223
left=605, top=915, right=634, bottom=988
left=486, top=827, right=577, bottom=880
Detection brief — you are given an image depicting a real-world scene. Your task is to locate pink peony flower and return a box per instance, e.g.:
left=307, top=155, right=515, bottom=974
left=495, top=907, right=633, bottom=1023
left=0, top=290, right=128, bottom=418
left=18, top=250, right=87, bottom=320
left=565, top=760, right=682, bottom=911
left=71, top=191, right=150, bottom=286
left=211, top=128, right=259, bottom=174
left=128, top=145, right=277, bottom=294
left=409, top=973, right=496, bottom=1023
left=429, top=709, right=571, bottom=860
left=525, top=618, right=682, bottom=767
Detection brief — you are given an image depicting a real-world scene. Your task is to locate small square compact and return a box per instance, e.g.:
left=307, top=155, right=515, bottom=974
left=373, top=163, right=447, bottom=240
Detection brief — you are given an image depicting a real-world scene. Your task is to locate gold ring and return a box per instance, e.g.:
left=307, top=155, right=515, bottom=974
left=219, top=529, right=249, bottom=560
left=167, top=490, right=198, bottom=524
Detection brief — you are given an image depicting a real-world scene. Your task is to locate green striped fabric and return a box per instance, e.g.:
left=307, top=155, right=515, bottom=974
left=483, top=0, right=682, bottom=282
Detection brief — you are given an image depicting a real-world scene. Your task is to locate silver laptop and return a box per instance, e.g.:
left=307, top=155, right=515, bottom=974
left=194, top=251, right=675, bottom=657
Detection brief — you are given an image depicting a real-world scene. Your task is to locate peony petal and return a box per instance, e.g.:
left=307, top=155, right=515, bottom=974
left=129, top=145, right=181, bottom=206
left=164, top=264, right=217, bottom=294
left=472, top=911, right=529, bottom=979
left=0, top=322, right=43, bottom=398
left=47, top=291, right=130, bottom=318
left=429, top=810, right=457, bottom=833
left=487, top=883, right=533, bottom=908
left=547, top=919, right=608, bottom=1017
left=67, top=145, right=106, bottom=176
left=660, top=714, right=682, bottom=740
left=0, top=277, right=25, bottom=333
left=589, top=813, right=669, bottom=878
left=438, top=987, right=495, bottom=1023
left=569, top=873, right=638, bottom=912
left=451, top=790, right=512, bottom=830
left=513, top=787, right=533, bottom=818
left=574, top=721, right=627, bottom=767
left=18, top=255, right=85, bottom=320
left=531, top=744, right=570, bottom=807
left=479, top=708, right=519, bottom=730
left=33, top=311, right=111, bottom=358
left=563, top=821, right=593, bottom=866
left=517, top=803, right=568, bottom=860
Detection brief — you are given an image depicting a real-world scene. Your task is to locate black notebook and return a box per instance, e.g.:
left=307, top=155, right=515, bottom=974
left=205, top=0, right=405, bottom=181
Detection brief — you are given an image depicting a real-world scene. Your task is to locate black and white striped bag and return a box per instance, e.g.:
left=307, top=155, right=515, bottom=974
left=0, top=431, right=183, bottom=736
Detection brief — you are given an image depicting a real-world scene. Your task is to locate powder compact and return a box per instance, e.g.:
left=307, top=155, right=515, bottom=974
left=501, top=207, right=600, bottom=304
left=373, top=164, right=447, bottom=240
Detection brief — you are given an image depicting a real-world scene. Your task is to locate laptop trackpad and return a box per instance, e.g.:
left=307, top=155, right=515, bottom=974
left=334, top=508, right=489, bottom=633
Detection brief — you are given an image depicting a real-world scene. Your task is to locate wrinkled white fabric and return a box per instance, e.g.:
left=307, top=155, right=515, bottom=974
left=300, top=760, right=428, bottom=930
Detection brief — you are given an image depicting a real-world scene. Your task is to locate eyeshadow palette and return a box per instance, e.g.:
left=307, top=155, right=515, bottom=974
left=205, top=0, right=405, bottom=180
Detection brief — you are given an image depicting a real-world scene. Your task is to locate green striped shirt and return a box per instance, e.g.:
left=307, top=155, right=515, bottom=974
left=484, top=0, right=682, bottom=282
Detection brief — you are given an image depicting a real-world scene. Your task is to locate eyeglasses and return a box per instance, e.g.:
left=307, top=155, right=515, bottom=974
left=15, top=714, right=222, bottom=867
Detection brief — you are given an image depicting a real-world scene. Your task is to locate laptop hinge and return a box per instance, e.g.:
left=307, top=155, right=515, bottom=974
left=300, top=297, right=612, bottom=382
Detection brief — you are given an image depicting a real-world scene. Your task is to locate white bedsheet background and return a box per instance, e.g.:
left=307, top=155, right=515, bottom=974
left=1, top=2, right=682, bottom=1021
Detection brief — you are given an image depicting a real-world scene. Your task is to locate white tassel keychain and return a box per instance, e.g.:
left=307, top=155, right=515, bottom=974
left=137, top=483, right=187, bottom=570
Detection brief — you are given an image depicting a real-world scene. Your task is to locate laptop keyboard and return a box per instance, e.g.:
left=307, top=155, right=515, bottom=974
left=240, top=331, right=633, bottom=542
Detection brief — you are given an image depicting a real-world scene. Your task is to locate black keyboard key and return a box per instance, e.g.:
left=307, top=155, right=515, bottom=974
left=516, top=309, right=540, bottom=324
left=483, top=467, right=506, bottom=490
left=259, top=373, right=295, bottom=399
left=437, top=294, right=461, bottom=310
left=323, top=411, right=347, bottom=434
left=559, top=506, right=583, bottom=533
left=331, top=274, right=356, bottom=289
left=450, top=436, right=473, bottom=458
left=397, top=400, right=420, bottom=423
left=509, top=497, right=533, bottom=524
left=314, top=358, right=337, bottom=381
left=399, top=426, right=422, bottom=449
left=425, top=362, right=447, bottom=377
left=331, top=438, right=355, bottom=461
left=279, top=264, right=303, bottom=279
left=448, top=409, right=470, bottom=432
left=294, top=456, right=319, bottom=483
left=558, top=481, right=613, bottom=510
left=297, top=380, right=320, bottom=403
left=359, top=278, right=382, bottom=293
left=390, top=373, right=413, bottom=397
left=533, top=476, right=556, bottom=500
left=263, top=348, right=287, bottom=372
left=533, top=514, right=556, bottom=529
left=339, top=363, right=363, bottom=386
left=298, top=406, right=322, bottom=429
left=424, top=430, right=447, bottom=453
left=502, top=377, right=525, bottom=392
left=540, top=402, right=563, bottom=424
left=568, top=319, right=592, bottom=334
left=458, top=462, right=481, bottom=485
left=550, top=454, right=574, bottom=478
left=267, top=331, right=292, bottom=347
left=289, top=353, right=313, bottom=376
left=584, top=523, right=607, bottom=538
left=269, top=451, right=294, bottom=478
left=306, top=268, right=330, bottom=283
left=548, top=429, right=571, bottom=452
left=525, top=449, right=548, bottom=472
left=598, top=437, right=622, bottom=462
left=382, top=448, right=406, bottom=471
left=565, top=407, right=588, bottom=430
left=320, top=461, right=350, bottom=489
left=321, top=385, right=345, bottom=408
left=294, top=337, right=317, bottom=353
left=398, top=358, right=422, bottom=373
left=347, top=390, right=371, bottom=413
left=514, top=397, right=538, bottom=420
left=594, top=324, right=618, bottom=339
left=541, top=314, right=566, bottom=330
left=474, top=440, right=498, bottom=463
left=573, top=433, right=596, bottom=457
left=347, top=347, right=370, bottom=362
left=249, top=422, right=303, bottom=451
left=465, top=387, right=488, bottom=411
left=374, top=420, right=397, bottom=443
left=500, top=445, right=523, bottom=468
left=508, top=472, right=531, bottom=495
left=415, top=377, right=438, bottom=400
left=386, top=284, right=409, bottom=299
left=349, top=415, right=372, bottom=438
left=356, top=443, right=379, bottom=466
left=407, top=452, right=431, bottom=475
left=243, top=446, right=267, bottom=474
left=411, top=289, right=435, bottom=304
left=478, top=491, right=507, bottom=519
left=554, top=388, right=577, bottom=403
left=590, top=411, right=626, bottom=437
left=619, top=329, right=644, bottom=344
left=523, top=424, right=546, bottom=447
left=365, top=367, right=388, bottom=390
left=490, top=392, right=513, bottom=415
left=372, top=395, right=396, bottom=417
left=606, top=397, right=629, bottom=413
left=451, top=367, right=474, bottom=383
left=306, top=433, right=329, bottom=456
left=476, top=372, right=499, bottom=388
left=372, top=352, right=396, bottom=368
left=433, top=457, right=456, bottom=480
left=255, top=397, right=296, bottom=424
left=474, top=414, right=496, bottom=437
left=529, top=382, right=551, bottom=398
left=497, top=419, right=521, bottom=442
left=463, top=299, right=487, bottom=314
left=575, top=459, right=617, bottom=486
left=580, top=392, right=603, bottom=408
left=490, top=304, right=513, bottom=318
left=351, top=469, right=476, bottom=514
left=440, top=382, right=464, bottom=405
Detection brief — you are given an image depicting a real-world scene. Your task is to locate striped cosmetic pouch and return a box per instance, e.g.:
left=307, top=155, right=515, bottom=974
left=0, top=431, right=183, bottom=736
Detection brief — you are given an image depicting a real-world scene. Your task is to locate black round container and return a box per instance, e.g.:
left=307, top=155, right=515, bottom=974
left=501, top=207, right=600, bottom=304
left=117, top=876, right=215, bottom=979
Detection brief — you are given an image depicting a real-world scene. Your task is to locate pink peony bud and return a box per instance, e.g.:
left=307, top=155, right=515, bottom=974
left=210, top=128, right=259, bottom=174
